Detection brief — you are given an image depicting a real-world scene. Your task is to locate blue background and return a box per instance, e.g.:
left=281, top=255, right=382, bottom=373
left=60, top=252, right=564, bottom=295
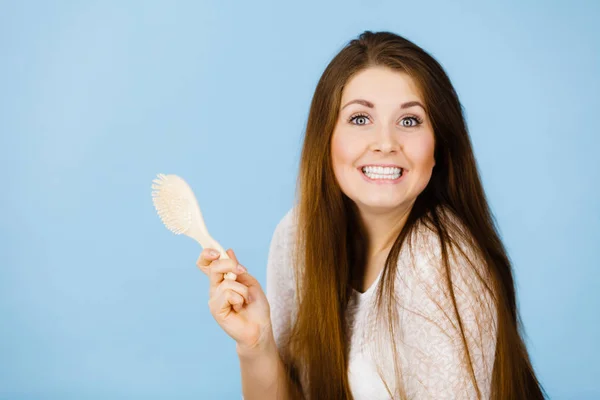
left=1, top=1, right=598, bottom=399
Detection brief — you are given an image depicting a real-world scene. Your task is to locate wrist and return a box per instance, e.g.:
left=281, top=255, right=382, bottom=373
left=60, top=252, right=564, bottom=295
left=236, top=329, right=277, bottom=360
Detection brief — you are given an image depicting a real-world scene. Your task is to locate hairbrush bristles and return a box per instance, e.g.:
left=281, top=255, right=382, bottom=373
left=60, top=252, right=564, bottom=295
left=151, top=174, right=194, bottom=235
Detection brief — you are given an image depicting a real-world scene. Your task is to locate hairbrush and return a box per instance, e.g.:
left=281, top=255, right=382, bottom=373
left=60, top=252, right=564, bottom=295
left=151, top=173, right=237, bottom=280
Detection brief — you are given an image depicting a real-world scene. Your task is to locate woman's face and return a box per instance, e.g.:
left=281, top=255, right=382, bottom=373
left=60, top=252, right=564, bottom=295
left=331, top=66, right=436, bottom=214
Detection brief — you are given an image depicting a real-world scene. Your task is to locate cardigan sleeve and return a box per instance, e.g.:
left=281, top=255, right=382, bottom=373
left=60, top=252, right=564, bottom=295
left=265, top=208, right=298, bottom=358
left=400, top=235, right=498, bottom=399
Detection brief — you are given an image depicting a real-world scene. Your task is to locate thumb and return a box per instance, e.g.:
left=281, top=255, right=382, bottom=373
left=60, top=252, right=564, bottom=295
left=226, top=248, right=239, bottom=264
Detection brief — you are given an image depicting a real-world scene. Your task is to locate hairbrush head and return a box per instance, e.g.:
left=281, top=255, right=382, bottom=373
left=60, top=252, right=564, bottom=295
left=151, top=173, right=196, bottom=235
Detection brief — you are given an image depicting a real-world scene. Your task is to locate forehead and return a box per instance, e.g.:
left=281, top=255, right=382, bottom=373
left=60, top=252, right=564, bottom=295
left=341, top=66, right=422, bottom=102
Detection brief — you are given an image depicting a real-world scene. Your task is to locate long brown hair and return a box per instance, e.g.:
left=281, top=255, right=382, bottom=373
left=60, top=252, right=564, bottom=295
left=280, top=31, right=546, bottom=399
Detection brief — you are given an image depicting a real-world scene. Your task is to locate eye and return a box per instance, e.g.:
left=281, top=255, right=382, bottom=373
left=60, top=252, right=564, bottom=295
left=349, top=113, right=370, bottom=126
left=347, top=113, right=424, bottom=127
left=400, top=115, right=423, bottom=128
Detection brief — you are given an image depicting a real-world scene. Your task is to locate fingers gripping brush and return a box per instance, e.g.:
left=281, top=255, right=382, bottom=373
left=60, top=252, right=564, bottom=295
left=151, top=173, right=237, bottom=280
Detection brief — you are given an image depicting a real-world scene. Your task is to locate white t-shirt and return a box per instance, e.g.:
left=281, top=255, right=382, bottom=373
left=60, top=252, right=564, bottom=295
left=265, top=206, right=497, bottom=400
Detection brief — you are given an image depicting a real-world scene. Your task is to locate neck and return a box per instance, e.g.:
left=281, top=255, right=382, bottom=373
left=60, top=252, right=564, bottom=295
left=357, top=203, right=413, bottom=259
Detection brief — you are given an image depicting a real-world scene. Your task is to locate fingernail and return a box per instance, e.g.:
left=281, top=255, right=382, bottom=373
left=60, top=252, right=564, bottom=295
left=236, top=264, right=247, bottom=273
left=208, top=250, right=219, bottom=257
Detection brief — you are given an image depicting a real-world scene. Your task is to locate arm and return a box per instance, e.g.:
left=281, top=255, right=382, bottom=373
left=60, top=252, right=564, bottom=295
left=239, top=208, right=302, bottom=400
left=237, top=336, right=300, bottom=400
left=402, top=239, right=498, bottom=399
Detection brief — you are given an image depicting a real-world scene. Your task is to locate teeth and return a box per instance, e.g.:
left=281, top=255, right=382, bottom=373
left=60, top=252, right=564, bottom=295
left=364, top=172, right=401, bottom=180
left=361, top=166, right=403, bottom=180
left=361, top=166, right=403, bottom=175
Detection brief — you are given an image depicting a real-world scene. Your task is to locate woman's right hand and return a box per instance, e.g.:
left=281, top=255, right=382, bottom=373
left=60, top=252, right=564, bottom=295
left=196, top=248, right=274, bottom=354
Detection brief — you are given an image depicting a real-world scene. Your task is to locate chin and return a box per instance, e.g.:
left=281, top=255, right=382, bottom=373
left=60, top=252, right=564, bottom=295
left=355, top=198, right=404, bottom=212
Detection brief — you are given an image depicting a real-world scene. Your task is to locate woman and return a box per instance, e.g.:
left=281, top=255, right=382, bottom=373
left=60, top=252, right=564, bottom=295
left=197, top=31, right=546, bottom=399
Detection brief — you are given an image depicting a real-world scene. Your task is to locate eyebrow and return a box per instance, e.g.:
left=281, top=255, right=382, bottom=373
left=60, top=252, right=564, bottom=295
left=341, top=99, right=426, bottom=111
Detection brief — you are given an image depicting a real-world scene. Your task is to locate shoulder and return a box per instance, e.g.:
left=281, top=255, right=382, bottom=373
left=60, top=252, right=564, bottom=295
left=401, top=206, right=497, bottom=330
left=403, top=205, right=491, bottom=298
left=408, top=205, right=483, bottom=266
left=267, top=205, right=299, bottom=288
left=272, top=205, right=299, bottom=245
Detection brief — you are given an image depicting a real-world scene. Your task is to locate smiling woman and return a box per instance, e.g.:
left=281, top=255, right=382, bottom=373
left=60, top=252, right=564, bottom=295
left=258, top=31, right=548, bottom=400
left=332, top=67, right=436, bottom=226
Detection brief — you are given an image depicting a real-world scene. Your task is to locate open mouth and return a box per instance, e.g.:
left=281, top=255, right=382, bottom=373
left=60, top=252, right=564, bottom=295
left=360, top=166, right=405, bottom=182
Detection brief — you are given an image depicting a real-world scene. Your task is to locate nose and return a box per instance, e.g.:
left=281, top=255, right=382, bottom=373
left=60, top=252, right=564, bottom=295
left=369, top=124, right=400, bottom=153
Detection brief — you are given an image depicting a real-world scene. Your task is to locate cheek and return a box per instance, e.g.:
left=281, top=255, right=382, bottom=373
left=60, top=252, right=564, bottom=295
left=407, top=135, right=436, bottom=170
left=331, top=132, right=357, bottom=169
